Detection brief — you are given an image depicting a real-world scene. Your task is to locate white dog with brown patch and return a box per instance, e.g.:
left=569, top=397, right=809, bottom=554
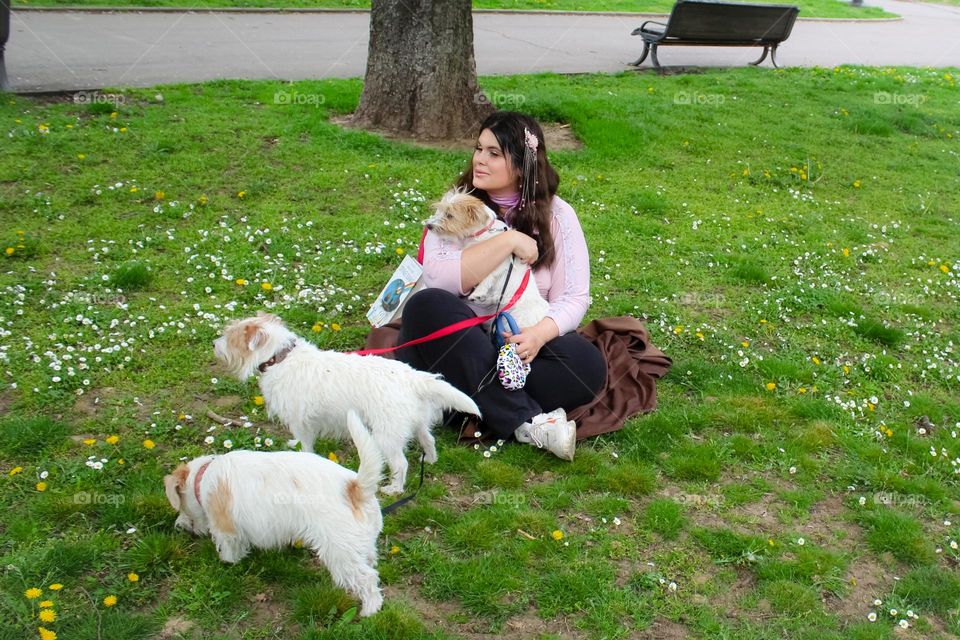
left=164, top=411, right=385, bottom=616
left=425, top=189, right=549, bottom=328
left=213, top=312, right=480, bottom=494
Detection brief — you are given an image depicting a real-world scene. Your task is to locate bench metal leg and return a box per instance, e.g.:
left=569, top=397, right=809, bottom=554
left=749, top=46, right=770, bottom=67
left=650, top=44, right=661, bottom=69
left=770, top=44, right=780, bottom=69
left=630, top=42, right=650, bottom=67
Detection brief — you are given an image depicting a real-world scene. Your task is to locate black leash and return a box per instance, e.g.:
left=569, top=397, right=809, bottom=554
left=380, top=452, right=426, bottom=516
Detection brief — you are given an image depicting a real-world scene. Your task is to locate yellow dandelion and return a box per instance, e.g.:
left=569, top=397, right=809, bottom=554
left=237, top=191, right=246, bottom=199
left=142, top=439, right=155, bottom=450
left=119, top=127, right=127, bottom=133
left=4, top=247, right=13, bottom=256
left=741, top=340, right=750, bottom=348
left=331, top=323, right=342, bottom=332
left=390, top=545, right=400, bottom=554
left=25, top=587, right=42, bottom=599
left=695, top=332, right=705, bottom=341
left=38, top=628, right=57, bottom=640
left=765, top=382, right=777, bottom=391
left=77, top=153, right=86, bottom=160
left=928, top=259, right=937, bottom=266
left=395, top=247, right=405, bottom=255
left=9, top=466, right=23, bottom=476
left=673, top=325, right=683, bottom=335
left=811, top=356, right=821, bottom=365
left=106, top=435, right=119, bottom=445
left=742, top=168, right=750, bottom=177
left=798, top=387, right=807, bottom=394
left=198, top=194, right=208, bottom=205
left=83, top=438, right=96, bottom=446
left=768, top=538, right=776, bottom=547
left=311, top=322, right=322, bottom=332
left=48, top=584, right=63, bottom=591
left=235, top=278, right=247, bottom=286
left=253, top=396, right=264, bottom=407
left=842, top=365, right=850, bottom=374
left=260, top=282, right=273, bottom=291
left=38, top=609, right=56, bottom=623
left=842, top=247, right=850, bottom=257
left=852, top=180, right=861, bottom=188
left=129, top=186, right=138, bottom=193
left=36, top=482, right=47, bottom=492
left=551, top=530, right=564, bottom=541
left=941, top=264, right=951, bottom=273
left=117, top=459, right=125, bottom=465
left=154, top=191, right=164, bottom=201
left=110, top=112, right=117, bottom=119
left=127, top=572, right=139, bottom=583
left=328, top=452, right=339, bottom=463
left=39, top=600, right=54, bottom=608
left=103, top=595, right=117, bottom=607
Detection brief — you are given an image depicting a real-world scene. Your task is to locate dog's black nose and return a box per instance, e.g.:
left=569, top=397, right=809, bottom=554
left=425, top=224, right=434, bottom=231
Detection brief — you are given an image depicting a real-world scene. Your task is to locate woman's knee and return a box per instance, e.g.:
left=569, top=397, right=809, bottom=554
left=403, top=288, right=461, bottom=318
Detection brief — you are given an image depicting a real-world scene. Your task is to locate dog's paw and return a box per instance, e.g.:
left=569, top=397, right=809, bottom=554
left=380, top=483, right=405, bottom=496
left=424, top=450, right=438, bottom=465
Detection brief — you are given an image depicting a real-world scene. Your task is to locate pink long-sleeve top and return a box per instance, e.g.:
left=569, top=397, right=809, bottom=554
left=420, top=195, right=591, bottom=335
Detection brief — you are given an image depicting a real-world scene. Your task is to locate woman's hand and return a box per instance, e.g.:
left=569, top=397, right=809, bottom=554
left=510, top=230, right=539, bottom=265
left=503, top=318, right=560, bottom=365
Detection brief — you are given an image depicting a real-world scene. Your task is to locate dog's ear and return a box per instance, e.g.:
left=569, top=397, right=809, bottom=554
left=163, top=464, right=189, bottom=511
left=244, top=321, right=267, bottom=351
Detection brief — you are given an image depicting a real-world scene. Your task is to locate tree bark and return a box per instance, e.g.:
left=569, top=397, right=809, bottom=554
left=352, top=0, right=493, bottom=140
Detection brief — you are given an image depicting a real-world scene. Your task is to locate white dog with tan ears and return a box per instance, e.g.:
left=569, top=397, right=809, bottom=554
left=164, top=411, right=385, bottom=616
left=213, top=312, right=481, bottom=494
left=425, top=189, right=549, bottom=328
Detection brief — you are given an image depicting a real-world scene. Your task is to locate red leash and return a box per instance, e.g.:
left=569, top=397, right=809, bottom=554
left=351, top=269, right=531, bottom=357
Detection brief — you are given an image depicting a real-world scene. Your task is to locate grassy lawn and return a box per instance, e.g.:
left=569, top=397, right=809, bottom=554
left=11, top=0, right=898, bottom=20
left=2, top=66, right=960, bottom=639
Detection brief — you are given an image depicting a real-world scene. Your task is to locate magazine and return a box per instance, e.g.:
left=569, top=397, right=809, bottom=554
left=366, top=255, right=424, bottom=328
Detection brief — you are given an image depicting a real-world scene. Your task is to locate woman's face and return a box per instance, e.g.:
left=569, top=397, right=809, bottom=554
left=472, top=128, right=519, bottom=196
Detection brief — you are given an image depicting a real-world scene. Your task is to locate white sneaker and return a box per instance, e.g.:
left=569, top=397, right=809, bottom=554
left=514, top=408, right=576, bottom=461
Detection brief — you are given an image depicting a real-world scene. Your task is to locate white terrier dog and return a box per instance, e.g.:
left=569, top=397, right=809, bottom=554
left=213, top=312, right=481, bottom=494
left=425, top=189, right=549, bottom=328
left=164, top=411, right=385, bottom=616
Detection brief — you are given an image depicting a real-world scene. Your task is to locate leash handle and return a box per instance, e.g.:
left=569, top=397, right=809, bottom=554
left=493, top=311, right=520, bottom=349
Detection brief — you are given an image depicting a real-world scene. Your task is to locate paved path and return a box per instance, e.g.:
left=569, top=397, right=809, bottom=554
left=4, top=1, right=959, bottom=92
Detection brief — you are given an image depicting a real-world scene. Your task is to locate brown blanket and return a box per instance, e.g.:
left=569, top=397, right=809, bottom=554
left=569, top=316, right=672, bottom=440
left=363, top=316, right=672, bottom=440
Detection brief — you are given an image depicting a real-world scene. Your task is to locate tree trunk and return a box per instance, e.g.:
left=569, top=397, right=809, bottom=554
left=352, top=0, right=493, bottom=140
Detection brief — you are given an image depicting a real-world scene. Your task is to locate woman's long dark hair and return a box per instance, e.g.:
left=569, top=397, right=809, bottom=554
left=454, top=111, right=560, bottom=270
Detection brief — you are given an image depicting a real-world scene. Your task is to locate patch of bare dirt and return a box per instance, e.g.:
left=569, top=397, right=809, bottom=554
left=73, top=386, right=119, bottom=417
left=331, top=115, right=583, bottom=152
left=384, top=584, right=586, bottom=639
left=633, top=617, right=691, bottom=639
left=154, top=616, right=197, bottom=640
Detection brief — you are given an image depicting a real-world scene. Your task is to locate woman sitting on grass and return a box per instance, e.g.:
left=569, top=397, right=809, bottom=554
left=396, top=111, right=606, bottom=461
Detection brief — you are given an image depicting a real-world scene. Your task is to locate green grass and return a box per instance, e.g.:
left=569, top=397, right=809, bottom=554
left=2, top=65, right=960, bottom=638
left=11, top=0, right=898, bottom=20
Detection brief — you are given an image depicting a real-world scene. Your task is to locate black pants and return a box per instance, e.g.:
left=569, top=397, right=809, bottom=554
left=397, top=289, right=606, bottom=439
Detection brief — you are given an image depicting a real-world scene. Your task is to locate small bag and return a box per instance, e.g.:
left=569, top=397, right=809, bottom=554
left=493, top=312, right=530, bottom=391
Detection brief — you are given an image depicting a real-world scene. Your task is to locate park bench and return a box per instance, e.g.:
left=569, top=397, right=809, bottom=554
left=629, top=0, right=800, bottom=69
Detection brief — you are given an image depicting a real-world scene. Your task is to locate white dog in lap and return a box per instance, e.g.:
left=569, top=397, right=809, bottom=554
left=213, top=312, right=481, bottom=494
left=164, top=411, right=385, bottom=616
left=425, top=189, right=549, bottom=328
